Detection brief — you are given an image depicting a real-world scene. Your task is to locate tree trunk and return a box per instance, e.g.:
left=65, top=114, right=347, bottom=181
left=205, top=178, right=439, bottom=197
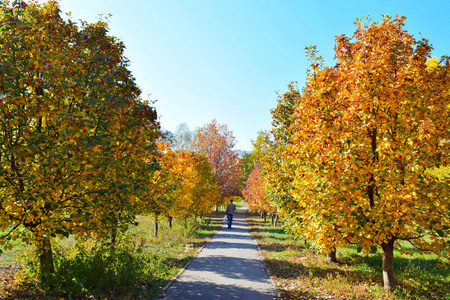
left=263, top=212, right=267, bottom=222
left=216, top=204, right=219, bottom=212
left=154, top=216, right=159, bottom=238
left=270, top=214, right=279, bottom=226
left=327, top=248, right=337, bottom=263
left=110, top=227, right=117, bottom=246
left=38, top=236, right=55, bottom=284
left=110, top=211, right=122, bottom=247
left=168, top=216, right=173, bottom=229
left=381, top=238, right=396, bottom=291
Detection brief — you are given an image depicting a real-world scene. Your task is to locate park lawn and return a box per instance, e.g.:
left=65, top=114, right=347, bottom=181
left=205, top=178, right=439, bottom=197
left=0, top=211, right=224, bottom=299
left=234, top=198, right=246, bottom=209
left=247, top=213, right=449, bottom=300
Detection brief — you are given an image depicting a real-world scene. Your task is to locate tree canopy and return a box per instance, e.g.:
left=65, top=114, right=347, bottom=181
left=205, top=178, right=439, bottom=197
left=0, top=0, right=160, bottom=279
left=274, top=15, right=449, bottom=290
left=193, top=119, right=244, bottom=205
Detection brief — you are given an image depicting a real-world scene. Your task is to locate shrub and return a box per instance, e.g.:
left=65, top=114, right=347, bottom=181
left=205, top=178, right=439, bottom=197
left=45, top=238, right=151, bottom=299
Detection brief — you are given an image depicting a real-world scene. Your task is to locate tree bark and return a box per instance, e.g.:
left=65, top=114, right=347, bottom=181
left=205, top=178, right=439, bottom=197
left=381, top=238, right=396, bottom=291
left=327, top=248, right=337, bottom=263
left=168, top=215, right=173, bottom=229
left=110, top=211, right=122, bottom=247
left=38, top=236, right=55, bottom=284
left=154, top=216, right=159, bottom=238
left=270, top=214, right=279, bottom=226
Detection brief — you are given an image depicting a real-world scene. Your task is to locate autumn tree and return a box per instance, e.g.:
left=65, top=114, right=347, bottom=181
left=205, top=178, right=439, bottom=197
left=144, top=142, right=219, bottom=237
left=143, top=141, right=178, bottom=237
left=186, top=153, right=221, bottom=216
left=103, top=99, right=160, bottom=246
left=241, top=130, right=280, bottom=224
left=265, top=86, right=301, bottom=232
left=193, top=119, right=244, bottom=208
left=286, top=16, right=449, bottom=290
left=167, top=150, right=220, bottom=220
left=0, top=0, right=160, bottom=281
left=243, top=163, right=277, bottom=224
left=241, top=130, right=271, bottom=181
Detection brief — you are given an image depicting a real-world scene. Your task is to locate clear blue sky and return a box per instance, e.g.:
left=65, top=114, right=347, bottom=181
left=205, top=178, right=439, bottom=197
left=51, top=0, right=449, bottom=151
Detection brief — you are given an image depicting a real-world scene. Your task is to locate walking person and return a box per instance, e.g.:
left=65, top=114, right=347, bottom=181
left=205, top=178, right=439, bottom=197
left=225, top=199, right=236, bottom=229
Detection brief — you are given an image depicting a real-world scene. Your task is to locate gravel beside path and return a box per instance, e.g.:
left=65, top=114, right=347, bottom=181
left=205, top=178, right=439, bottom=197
left=160, top=206, right=275, bottom=300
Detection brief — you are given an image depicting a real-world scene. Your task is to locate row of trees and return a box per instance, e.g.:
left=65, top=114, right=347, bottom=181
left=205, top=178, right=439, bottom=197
left=147, top=119, right=245, bottom=236
left=243, top=15, right=449, bottom=291
left=143, top=141, right=220, bottom=237
left=0, top=0, right=244, bottom=283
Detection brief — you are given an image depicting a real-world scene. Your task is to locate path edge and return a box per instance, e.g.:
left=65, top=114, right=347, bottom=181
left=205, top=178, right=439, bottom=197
left=155, top=224, right=223, bottom=298
left=244, top=210, right=278, bottom=297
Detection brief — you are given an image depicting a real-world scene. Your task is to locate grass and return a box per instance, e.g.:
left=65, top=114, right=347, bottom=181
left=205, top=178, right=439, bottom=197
left=0, top=212, right=224, bottom=299
left=215, top=197, right=246, bottom=212
left=234, top=198, right=246, bottom=209
left=247, top=213, right=450, bottom=300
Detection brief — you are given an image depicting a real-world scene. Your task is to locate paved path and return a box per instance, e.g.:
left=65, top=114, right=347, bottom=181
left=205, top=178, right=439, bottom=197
left=160, top=207, right=274, bottom=300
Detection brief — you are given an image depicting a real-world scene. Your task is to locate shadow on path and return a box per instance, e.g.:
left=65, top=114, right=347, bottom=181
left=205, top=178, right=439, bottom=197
left=160, top=208, right=274, bottom=300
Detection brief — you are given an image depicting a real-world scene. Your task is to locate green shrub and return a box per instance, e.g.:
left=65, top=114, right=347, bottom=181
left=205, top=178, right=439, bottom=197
left=46, top=238, right=150, bottom=299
